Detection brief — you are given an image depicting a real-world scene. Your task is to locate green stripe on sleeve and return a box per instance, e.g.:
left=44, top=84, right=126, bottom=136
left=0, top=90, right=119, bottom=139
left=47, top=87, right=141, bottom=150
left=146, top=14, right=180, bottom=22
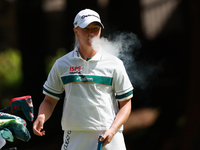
left=61, top=75, right=113, bottom=85
left=43, top=88, right=63, bottom=98
left=116, top=90, right=133, bottom=99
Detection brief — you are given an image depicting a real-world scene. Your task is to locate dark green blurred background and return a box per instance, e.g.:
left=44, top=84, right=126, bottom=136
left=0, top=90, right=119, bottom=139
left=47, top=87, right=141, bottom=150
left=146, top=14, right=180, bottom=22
left=0, top=0, right=200, bottom=149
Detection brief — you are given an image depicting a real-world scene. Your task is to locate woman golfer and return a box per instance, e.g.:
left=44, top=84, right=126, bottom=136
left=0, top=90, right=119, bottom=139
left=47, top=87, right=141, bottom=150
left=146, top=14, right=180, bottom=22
left=33, top=8, right=133, bottom=150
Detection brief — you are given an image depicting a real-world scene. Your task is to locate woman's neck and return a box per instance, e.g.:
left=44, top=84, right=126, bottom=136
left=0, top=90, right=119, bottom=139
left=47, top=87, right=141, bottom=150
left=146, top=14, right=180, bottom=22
left=78, top=45, right=97, bottom=60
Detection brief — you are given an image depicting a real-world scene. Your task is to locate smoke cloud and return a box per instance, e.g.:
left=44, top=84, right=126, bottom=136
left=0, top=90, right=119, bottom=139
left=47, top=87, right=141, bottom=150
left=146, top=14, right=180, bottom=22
left=91, top=32, right=162, bottom=90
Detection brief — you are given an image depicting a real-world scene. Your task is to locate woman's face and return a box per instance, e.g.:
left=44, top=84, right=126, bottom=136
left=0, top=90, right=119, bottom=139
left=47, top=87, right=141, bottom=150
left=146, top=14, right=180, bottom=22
left=74, top=22, right=101, bottom=48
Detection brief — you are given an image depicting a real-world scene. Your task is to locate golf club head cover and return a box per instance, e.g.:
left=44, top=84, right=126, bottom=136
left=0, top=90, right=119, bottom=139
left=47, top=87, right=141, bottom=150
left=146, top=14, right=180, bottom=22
left=0, top=112, right=26, bottom=126
left=0, top=113, right=31, bottom=142
left=0, top=128, right=14, bottom=142
left=10, top=96, right=34, bottom=122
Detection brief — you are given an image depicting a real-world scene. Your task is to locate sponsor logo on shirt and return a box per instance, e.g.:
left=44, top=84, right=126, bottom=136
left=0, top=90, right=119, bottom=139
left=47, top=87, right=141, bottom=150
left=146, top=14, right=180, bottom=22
left=70, top=66, right=82, bottom=74
left=76, top=76, right=93, bottom=82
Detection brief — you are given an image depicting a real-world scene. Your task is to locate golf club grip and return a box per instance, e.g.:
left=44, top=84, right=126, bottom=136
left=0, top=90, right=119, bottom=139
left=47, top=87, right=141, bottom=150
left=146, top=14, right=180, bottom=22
left=97, top=135, right=103, bottom=150
left=0, top=106, right=11, bottom=113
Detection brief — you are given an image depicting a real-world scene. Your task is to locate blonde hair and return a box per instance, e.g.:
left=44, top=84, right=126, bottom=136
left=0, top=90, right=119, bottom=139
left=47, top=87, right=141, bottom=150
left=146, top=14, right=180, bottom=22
left=74, top=34, right=79, bottom=49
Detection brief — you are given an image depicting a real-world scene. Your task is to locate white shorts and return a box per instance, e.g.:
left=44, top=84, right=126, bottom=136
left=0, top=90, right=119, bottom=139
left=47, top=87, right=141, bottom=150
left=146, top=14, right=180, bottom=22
left=61, top=130, right=126, bottom=150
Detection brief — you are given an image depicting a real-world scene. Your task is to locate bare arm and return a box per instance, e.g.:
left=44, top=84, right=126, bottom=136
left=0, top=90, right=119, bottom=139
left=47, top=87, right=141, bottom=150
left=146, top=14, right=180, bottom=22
left=101, top=99, right=132, bottom=146
left=33, top=95, right=58, bottom=136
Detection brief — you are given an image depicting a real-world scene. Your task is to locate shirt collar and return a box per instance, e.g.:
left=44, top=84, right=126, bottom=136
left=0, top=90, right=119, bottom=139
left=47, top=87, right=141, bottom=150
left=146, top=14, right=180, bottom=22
left=73, top=45, right=102, bottom=61
left=73, top=46, right=81, bottom=59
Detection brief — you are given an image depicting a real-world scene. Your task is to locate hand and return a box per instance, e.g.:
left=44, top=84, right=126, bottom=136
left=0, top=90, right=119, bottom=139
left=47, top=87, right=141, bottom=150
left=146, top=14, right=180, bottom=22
left=100, top=128, right=116, bottom=147
left=33, top=115, right=45, bottom=136
left=33, top=95, right=58, bottom=136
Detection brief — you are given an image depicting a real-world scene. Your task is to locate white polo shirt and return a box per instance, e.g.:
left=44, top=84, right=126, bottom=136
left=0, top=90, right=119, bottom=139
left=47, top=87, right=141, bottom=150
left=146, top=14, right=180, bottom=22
left=43, top=46, right=133, bottom=131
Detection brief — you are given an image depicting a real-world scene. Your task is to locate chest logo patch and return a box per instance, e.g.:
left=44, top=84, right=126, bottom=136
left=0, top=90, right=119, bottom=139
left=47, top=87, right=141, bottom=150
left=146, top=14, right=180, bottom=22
left=70, top=66, right=82, bottom=74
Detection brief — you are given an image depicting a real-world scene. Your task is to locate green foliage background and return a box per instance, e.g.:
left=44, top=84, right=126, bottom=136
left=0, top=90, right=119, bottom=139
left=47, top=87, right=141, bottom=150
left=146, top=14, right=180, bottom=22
left=0, top=48, right=67, bottom=107
left=0, top=49, right=22, bottom=106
